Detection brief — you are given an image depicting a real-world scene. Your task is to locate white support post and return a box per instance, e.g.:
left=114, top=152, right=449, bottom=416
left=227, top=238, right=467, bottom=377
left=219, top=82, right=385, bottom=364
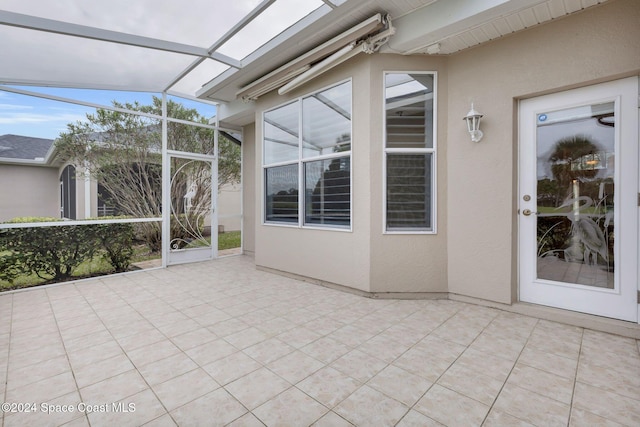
left=161, top=93, right=169, bottom=268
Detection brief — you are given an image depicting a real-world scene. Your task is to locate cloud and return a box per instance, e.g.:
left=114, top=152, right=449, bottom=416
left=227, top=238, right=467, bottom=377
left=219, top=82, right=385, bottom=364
left=0, top=111, right=85, bottom=125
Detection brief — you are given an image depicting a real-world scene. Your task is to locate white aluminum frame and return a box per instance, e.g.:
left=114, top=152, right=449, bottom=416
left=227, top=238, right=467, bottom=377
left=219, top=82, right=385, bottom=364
left=261, top=78, right=353, bottom=232
left=382, top=71, right=438, bottom=235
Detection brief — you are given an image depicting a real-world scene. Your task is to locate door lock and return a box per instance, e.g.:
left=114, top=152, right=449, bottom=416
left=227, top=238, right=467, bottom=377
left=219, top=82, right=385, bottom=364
left=522, top=209, right=533, bottom=216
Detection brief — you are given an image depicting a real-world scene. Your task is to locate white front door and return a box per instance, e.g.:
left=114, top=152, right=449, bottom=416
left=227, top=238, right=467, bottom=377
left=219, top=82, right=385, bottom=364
left=519, top=77, right=638, bottom=322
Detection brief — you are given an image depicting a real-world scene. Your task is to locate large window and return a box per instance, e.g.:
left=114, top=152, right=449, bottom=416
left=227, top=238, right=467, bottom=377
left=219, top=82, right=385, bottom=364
left=264, top=81, right=352, bottom=229
left=384, top=73, right=436, bottom=232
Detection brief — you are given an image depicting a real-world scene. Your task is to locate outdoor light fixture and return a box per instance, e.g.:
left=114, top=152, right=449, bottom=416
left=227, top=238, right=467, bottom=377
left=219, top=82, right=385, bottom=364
left=463, top=103, right=483, bottom=142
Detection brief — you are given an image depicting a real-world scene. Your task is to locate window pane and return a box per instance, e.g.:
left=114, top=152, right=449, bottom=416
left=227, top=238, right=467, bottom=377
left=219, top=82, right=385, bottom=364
left=302, top=81, right=351, bottom=158
left=265, top=164, right=298, bottom=223
left=385, top=73, right=434, bottom=149
left=305, top=157, right=350, bottom=227
left=387, top=154, right=432, bottom=230
left=264, top=102, right=299, bottom=165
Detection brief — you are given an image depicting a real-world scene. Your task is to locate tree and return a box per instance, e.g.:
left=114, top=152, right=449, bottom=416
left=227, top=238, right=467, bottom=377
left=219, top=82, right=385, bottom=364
left=56, top=97, right=241, bottom=251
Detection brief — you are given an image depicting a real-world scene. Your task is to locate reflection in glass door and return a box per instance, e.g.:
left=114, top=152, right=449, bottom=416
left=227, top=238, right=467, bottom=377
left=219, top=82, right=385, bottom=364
left=519, top=77, right=638, bottom=322
left=535, top=102, right=615, bottom=288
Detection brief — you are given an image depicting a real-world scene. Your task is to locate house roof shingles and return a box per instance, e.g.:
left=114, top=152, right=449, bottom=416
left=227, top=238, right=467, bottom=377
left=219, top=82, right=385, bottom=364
left=0, top=134, right=54, bottom=160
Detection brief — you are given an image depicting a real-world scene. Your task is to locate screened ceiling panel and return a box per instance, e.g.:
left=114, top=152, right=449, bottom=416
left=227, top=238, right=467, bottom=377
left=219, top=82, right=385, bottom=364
left=217, top=0, right=325, bottom=60
left=0, top=0, right=264, bottom=47
left=0, top=25, right=197, bottom=92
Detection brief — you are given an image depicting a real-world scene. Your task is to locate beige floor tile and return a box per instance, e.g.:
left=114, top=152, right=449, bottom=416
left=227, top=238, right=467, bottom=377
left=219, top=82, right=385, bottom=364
left=242, top=337, right=295, bottom=365
left=224, top=367, right=291, bottom=410
left=328, top=325, right=376, bottom=348
left=303, top=317, right=347, bottom=336
left=63, top=330, right=114, bottom=353
left=225, top=412, right=265, bottom=427
left=483, top=409, right=535, bottom=426
left=276, top=326, right=322, bottom=349
left=569, top=407, right=625, bottom=427
left=126, top=340, right=182, bottom=368
left=67, top=339, right=125, bottom=370
left=80, top=370, right=148, bottom=404
left=6, top=354, right=71, bottom=390
left=357, top=334, right=411, bottom=363
left=526, top=329, right=581, bottom=360
left=493, top=383, right=570, bottom=426
left=468, top=332, right=526, bottom=362
left=142, top=414, right=177, bottom=426
left=207, top=318, right=250, bottom=337
left=414, top=335, right=467, bottom=364
left=437, top=362, right=503, bottom=406
left=267, top=350, right=325, bottom=384
left=86, top=388, right=166, bottom=427
left=392, top=347, right=453, bottom=382
left=224, top=327, right=270, bottom=349
left=413, top=384, right=489, bottom=427
left=573, top=381, right=640, bottom=426
left=396, top=410, right=444, bottom=427
left=8, top=342, right=67, bottom=370
left=6, top=370, right=78, bottom=403
left=453, top=348, right=515, bottom=382
left=171, top=328, right=218, bottom=351
left=367, top=365, right=432, bottom=407
left=517, top=345, right=577, bottom=379
left=185, top=338, right=238, bottom=366
left=506, top=363, right=575, bottom=404
left=334, top=385, right=409, bottom=426
left=73, top=353, right=135, bottom=388
left=330, top=349, right=388, bottom=383
left=137, top=353, right=198, bottom=386
left=4, top=392, right=83, bottom=427
left=253, top=387, right=328, bottom=426
left=152, top=368, right=220, bottom=411
left=117, top=329, right=168, bottom=352
left=312, top=411, right=354, bottom=427
left=170, top=388, right=246, bottom=427
left=301, top=336, right=352, bottom=364
left=577, top=357, right=640, bottom=401
left=296, top=366, right=361, bottom=409
left=202, top=351, right=262, bottom=386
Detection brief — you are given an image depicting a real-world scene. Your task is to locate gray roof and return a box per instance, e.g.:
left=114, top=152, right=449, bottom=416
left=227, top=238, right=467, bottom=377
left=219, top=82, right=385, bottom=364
left=0, top=134, right=54, bottom=160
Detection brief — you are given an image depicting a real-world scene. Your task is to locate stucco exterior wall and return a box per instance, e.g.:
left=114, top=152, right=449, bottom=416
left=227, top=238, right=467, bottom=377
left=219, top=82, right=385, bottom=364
left=368, top=55, right=449, bottom=293
left=245, top=0, right=639, bottom=300
left=445, top=0, right=640, bottom=303
left=0, top=165, right=59, bottom=221
left=253, top=55, right=372, bottom=292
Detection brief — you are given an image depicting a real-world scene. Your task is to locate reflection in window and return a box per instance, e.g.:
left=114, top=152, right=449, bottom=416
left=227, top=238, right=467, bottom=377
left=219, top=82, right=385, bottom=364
left=263, top=81, right=351, bottom=228
left=305, top=158, right=350, bottom=226
left=265, top=164, right=299, bottom=223
left=302, top=81, right=351, bottom=158
left=386, top=154, right=431, bottom=229
left=264, top=102, right=299, bottom=165
left=384, top=73, right=436, bottom=232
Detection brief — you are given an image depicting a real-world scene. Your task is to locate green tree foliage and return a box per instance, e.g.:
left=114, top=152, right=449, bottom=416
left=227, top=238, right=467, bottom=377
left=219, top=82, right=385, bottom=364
left=0, top=218, right=135, bottom=285
left=55, top=97, right=240, bottom=251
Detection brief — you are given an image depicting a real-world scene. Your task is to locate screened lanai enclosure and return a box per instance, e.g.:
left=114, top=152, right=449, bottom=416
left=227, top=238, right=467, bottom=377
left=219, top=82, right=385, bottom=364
left=0, top=0, right=342, bottom=290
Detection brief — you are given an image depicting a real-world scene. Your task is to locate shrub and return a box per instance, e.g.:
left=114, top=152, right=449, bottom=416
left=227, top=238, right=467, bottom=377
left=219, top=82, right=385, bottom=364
left=0, top=217, right=136, bottom=283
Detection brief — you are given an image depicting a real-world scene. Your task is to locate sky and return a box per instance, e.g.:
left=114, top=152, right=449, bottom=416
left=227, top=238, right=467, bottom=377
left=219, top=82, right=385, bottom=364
left=0, top=0, right=329, bottom=139
left=0, top=87, right=218, bottom=140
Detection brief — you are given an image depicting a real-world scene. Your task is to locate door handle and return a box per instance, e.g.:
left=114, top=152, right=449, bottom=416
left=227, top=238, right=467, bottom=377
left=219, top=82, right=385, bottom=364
left=522, top=209, right=533, bottom=216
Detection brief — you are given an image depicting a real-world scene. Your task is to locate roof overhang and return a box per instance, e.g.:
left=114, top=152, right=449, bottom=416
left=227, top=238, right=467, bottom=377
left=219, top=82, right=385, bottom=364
left=201, top=0, right=609, bottom=127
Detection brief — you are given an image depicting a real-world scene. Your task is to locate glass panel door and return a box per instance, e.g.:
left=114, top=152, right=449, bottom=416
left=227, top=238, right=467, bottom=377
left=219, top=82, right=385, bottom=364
left=535, top=102, right=615, bottom=288
left=519, top=77, right=638, bottom=322
left=167, top=155, right=216, bottom=264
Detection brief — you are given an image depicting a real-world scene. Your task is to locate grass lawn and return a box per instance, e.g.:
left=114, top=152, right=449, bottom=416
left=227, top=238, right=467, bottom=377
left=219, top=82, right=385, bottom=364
left=1, top=232, right=241, bottom=292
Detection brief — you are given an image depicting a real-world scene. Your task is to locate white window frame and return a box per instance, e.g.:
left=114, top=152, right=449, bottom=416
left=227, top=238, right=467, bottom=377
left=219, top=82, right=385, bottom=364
left=262, top=78, right=353, bottom=232
left=382, top=71, right=437, bottom=234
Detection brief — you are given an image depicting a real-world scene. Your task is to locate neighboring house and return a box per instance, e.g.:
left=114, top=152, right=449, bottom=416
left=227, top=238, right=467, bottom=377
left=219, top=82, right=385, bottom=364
left=197, top=0, right=640, bottom=324
left=0, top=134, right=241, bottom=232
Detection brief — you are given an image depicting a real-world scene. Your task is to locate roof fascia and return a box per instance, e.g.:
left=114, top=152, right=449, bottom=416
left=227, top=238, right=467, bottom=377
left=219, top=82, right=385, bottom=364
left=383, top=0, right=549, bottom=54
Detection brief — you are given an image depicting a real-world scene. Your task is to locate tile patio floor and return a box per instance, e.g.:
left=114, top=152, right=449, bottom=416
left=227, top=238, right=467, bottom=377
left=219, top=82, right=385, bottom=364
left=1, top=255, right=639, bottom=427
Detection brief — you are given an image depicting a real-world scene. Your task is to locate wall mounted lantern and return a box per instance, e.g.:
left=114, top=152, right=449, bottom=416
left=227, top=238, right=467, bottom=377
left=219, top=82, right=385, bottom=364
left=463, top=103, right=484, bottom=142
